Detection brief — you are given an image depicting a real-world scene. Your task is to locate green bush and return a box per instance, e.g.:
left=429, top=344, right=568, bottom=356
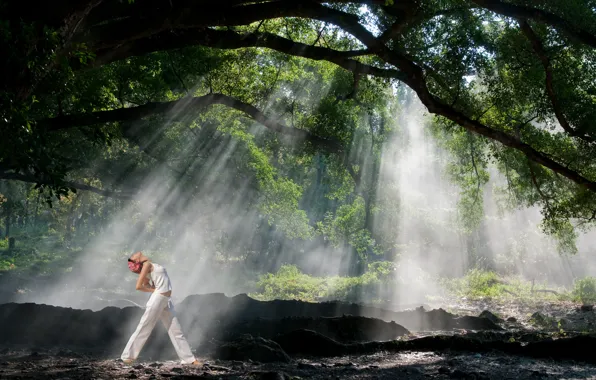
left=250, top=264, right=327, bottom=302
left=572, top=277, right=596, bottom=304
left=441, top=268, right=562, bottom=301
left=442, top=269, right=504, bottom=298
left=250, top=261, right=396, bottom=303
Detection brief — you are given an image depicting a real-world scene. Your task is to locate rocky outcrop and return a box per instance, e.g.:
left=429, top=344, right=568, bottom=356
left=0, top=293, right=503, bottom=362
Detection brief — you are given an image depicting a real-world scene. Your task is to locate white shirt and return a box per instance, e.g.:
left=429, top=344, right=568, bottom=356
left=149, top=262, right=173, bottom=294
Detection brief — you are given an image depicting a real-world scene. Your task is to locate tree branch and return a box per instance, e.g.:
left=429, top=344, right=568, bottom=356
left=92, top=28, right=399, bottom=80
left=16, top=0, right=596, bottom=194
left=37, top=93, right=345, bottom=154
left=307, top=3, right=596, bottom=192
left=518, top=19, right=595, bottom=143
left=468, top=132, right=482, bottom=208
left=0, top=172, right=134, bottom=200
left=472, top=0, right=596, bottom=49
left=527, top=160, right=555, bottom=218
left=86, top=1, right=596, bottom=193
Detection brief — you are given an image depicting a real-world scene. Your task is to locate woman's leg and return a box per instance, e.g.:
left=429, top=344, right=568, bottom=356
left=160, top=299, right=196, bottom=364
left=121, top=293, right=168, bottom=362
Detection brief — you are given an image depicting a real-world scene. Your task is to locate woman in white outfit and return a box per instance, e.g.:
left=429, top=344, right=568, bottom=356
left=121, top=251, right=200, bottom=365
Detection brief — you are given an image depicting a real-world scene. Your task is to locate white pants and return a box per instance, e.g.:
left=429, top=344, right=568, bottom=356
left=121, top=292, right=196, bottom=364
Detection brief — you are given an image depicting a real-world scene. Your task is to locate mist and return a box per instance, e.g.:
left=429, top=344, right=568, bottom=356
left=14, top=89, right=596, bottom=313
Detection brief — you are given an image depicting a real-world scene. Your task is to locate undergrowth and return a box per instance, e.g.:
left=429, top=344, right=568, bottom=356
left=4, top=231, right=596, bottom=307
left=249, top=262, right=396, bottom=303
left=251, top=265, right=596, bottom=306
left=439, top=268, right=566, bottom=302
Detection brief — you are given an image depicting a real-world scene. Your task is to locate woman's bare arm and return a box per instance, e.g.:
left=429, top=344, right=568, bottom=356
left=135, top=261, right=154, bottom=292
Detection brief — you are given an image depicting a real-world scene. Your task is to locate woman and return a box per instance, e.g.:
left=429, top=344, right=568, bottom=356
left=121, top=251, right=200, bottom=365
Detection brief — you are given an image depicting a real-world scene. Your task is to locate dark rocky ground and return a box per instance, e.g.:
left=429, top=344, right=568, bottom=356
left=2, top=293, right=596, bottom=379
left=2, top=347, right=596, bottom=379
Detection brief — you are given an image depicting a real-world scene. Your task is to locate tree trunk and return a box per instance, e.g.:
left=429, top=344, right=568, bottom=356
left=33, top=192, right=41, bottom=228
left=4, top=215, right=10, bottom=239
left=23, top=194, right=30, bottom=227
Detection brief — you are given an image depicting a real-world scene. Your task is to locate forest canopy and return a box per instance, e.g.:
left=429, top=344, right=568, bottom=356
left=1, top=0, right=596, bottom=262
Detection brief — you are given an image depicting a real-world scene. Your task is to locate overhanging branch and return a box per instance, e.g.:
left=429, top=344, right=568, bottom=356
left=0, top=172, right=134, bottom=200
left=38, top=93, right=345, bottom=154
left=472, top=0, right=596, bottom=49
left=301, top=3, right=596, bottom=192
left=518, top=19, right=595, bottom=144
left=93, top=28, right=402, bottom=81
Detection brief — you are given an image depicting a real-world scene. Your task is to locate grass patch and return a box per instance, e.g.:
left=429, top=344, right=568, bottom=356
left=572, top=277, right=596, bottom=304
left=440, top=268, right=571, bottom=302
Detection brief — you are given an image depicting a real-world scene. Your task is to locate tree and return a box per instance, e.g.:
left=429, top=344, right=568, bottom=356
left=1, top=0, right=596, bottom=249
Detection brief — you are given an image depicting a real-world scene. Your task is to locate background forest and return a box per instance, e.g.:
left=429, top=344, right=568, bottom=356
left=2, top=0, right=596, bottom=308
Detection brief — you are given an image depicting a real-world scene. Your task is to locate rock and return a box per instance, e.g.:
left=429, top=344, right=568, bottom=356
left=530, top=312, right=547, bottom=324
left=405, top=366, right=422, bottom=374
left=203, top=363, right=231, bottom=371
left=215, top=335, right=291, bottom=363
left=580, top=305, right=594, bottom=312
left=454, top=315, right=503, bottom=331
left=275, top=329, right=347, bottom=356
left=449, top=369, right=475, bottom=379
left=479, top=310, right=502, bottom=323
left=333, top=362, right=354, bottom=367
left=249, top=371, right=290, bottom=380
left=56, top=350, right=83, bottom=358
left=472, top=371, right=491, bottom=380
left=507, top=317, right=517, bottom=323
left=229, top=314, right=409, bottom=343
left=0, top=294, right=506, bottom=361
left=297, top=362, right=317, bottom=369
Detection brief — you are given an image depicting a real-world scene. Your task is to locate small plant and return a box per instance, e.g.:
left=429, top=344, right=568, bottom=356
left=572, top=277, right=596, bottom=304
left=0, top=257, right=16, bottom=271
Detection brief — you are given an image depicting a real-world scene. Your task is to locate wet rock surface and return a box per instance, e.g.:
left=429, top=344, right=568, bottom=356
left=1, top=348, right=596, bottom=379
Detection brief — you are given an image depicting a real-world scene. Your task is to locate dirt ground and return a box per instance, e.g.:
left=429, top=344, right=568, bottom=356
left=2, top=347, right=596, bottom=380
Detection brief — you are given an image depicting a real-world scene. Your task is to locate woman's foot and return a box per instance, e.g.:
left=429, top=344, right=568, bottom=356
left=121, top=359, right=134, bottom=364
left=190, top=360, right=202, bottom=366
